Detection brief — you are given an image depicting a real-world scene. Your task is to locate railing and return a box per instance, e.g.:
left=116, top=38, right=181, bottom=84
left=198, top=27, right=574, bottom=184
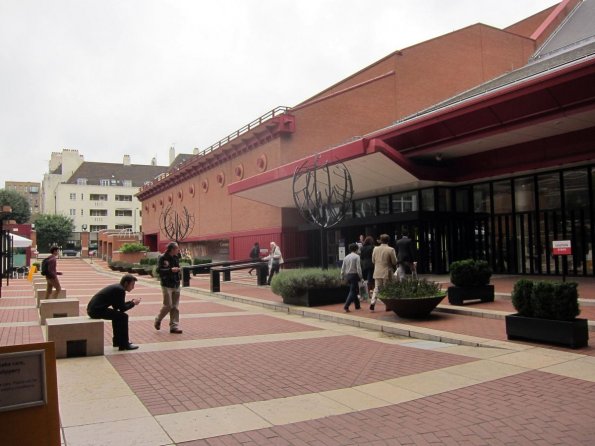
left=140, top=106, right=291, bottom=193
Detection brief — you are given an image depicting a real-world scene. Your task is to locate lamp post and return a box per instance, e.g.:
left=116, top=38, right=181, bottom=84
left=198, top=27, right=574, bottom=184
left=0, top=205, right=14, bottom=298
left=81, top=224, right=92, bottom=263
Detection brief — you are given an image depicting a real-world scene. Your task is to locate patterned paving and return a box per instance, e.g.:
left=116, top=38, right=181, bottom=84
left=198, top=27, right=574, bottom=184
left=108, top=335, right=475, bottom=415
left=179, top=370, right=595, bottom=445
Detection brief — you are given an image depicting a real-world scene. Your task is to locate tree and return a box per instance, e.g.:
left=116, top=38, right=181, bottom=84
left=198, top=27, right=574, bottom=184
left=35, top=214, right=74, bottom=253
left=0, top=189, right=31, bottom=223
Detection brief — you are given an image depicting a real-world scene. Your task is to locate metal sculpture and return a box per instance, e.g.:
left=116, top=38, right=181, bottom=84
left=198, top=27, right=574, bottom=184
left=292, top=156, right=353, bottom=267
left=159, top=205, right=196, bottom=244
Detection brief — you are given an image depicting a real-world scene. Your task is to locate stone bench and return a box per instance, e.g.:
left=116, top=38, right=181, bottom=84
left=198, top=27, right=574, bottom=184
left=39, top=298, right=80, bottom=325
left=44, top=316, right=104, bottom=359
left=35, top=289, right=67, bottom=308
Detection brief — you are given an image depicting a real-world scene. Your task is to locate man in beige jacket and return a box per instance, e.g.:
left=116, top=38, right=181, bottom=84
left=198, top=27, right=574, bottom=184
left=370, top=234, right=397, bottom=311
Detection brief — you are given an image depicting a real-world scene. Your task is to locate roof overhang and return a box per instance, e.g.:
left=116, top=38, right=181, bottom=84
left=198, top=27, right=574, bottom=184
left=230, top=54, right=595, bottom=208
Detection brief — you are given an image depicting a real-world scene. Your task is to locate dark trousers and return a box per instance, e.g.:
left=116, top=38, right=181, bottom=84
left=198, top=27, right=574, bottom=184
left=88, top=308, right=129, bottom=347
left=344, top=273, right=361, bottom=310
left=267, top=262, right=280, bottom=285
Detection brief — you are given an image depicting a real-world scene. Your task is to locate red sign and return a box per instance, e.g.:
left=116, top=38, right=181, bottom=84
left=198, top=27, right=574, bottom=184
left=552, top=240, right=572, bottom=256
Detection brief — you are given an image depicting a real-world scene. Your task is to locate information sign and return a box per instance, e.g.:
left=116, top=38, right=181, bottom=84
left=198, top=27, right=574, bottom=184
left=0, top=350, right=46, bottom=412
left=552, top=240, right=572, bottom=256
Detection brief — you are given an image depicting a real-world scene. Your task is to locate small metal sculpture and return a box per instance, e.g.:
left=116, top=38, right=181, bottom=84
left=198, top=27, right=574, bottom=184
left=293, top=156, right=353, bottom=267
left=159, top=205, right=195, bottom=243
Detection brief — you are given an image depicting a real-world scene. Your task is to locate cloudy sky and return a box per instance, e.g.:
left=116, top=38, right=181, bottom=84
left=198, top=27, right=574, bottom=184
left=0, top=0, right=560, bottom=187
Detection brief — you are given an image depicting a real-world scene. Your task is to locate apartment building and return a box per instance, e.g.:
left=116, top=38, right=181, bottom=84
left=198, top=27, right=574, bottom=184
left=4, top=181, right=41, bottom=219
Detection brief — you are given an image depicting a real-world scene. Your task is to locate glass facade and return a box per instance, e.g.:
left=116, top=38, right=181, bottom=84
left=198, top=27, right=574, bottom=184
left=337, top=163, right=594, bottom=276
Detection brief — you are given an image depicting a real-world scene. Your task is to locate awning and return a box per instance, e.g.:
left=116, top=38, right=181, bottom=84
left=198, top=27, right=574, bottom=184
left=9, top=233, right=32, bottom=248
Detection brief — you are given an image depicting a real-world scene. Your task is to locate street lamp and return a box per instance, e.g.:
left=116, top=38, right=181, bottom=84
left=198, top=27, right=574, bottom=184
left=1, top=205, right=14, bottom=298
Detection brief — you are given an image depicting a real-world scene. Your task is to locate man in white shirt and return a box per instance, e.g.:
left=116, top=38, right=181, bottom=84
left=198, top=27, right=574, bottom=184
left=341, top=243, right=363, bottom=312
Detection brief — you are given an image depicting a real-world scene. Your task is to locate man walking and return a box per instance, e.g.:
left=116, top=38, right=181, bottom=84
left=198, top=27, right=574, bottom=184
left=87, top=274, right=141, bottom=351
left=370, top=234, right=397, bottom=311
left=341, top=243, right=362, bottom=312
left=154, top=242, right=183, bottom=334
left=44, top=246, right=63, bottom=298
left=396, top=232, right=416, bottom=281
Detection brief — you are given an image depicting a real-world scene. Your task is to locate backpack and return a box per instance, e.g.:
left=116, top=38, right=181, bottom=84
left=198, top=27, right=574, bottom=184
left=40, top=257, right=50, bottom=276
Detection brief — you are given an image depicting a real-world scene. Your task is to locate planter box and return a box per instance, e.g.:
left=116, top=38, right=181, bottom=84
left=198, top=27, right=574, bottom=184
left=282, top=286, right=349, bottom=307
left=448, top=285, right=494, bottom=305
left=132, top=267, right=147, bottom=275
left=505, top=314, right=589, bottom=349
left=380, top=294, right=446, bottom=319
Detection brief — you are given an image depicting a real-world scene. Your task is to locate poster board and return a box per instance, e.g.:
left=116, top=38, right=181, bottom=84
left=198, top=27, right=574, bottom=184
left=0, top=342, right=60, bottom=446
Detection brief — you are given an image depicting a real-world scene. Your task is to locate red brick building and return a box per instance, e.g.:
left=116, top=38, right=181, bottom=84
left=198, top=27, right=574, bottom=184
left=138, top=0, right=595, bottom=276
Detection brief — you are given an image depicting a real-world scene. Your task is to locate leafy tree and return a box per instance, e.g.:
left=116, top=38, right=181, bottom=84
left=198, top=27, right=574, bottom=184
left=35, top=214, right=74, bottom=253
left=0, top=189, right=31, bottom=223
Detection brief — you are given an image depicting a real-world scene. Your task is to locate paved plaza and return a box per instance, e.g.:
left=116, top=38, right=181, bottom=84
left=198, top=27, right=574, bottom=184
left=1, top=259, right=595, bottom=445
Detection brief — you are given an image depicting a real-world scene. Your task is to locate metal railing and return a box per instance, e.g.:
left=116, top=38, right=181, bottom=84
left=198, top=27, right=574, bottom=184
left=140, top=106, right=291, bottom=193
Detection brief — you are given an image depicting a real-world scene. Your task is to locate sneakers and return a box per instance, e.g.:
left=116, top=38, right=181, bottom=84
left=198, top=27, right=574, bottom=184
left=170, top=328, right=183, bottom=334
left=154, top=319, right=161, bottom=330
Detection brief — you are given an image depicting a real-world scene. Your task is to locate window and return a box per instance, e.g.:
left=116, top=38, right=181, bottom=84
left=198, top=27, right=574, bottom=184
left=455, top=188, right=470, bottom=212
left=100, top=179, right=110, bottom=186
left=115, top=224, right=132, bottom=230
left=392, top=191, right=418, bottom=213
left=115, top=210, right=133, bottom=217
left=115, top=195, right=133, bottom=201
left=493, top=180, right=512, bottom=214
left=69, top=193, right=76, bottom=200
left=81, top=193, right=83, bottom=200
left=421, top=189, right=435, bottom=211
left=378, top=196, right=390, bottom=215
left=473, top=184, right=490, bottom=213
left=89, top=194, right=108, bottom=201
left=538, top=173, right=560, bottom=210
left=81, top=209, right=84, bottom=215
left=563, top=169, right=589, bottom=209
left=122, top=180, right=132, bottom=187
left=514, top=177, right=535, bottom=212
left=69, top=209, right=76, bottom=216
left=437, top=188, right=451, bottom=212
left=76, top=178, right=87, bottom=185
left=90, top=209, right=108, bottom=216
left=90, top=225, right=107, bottom=231
left=354, top=198, right=376, bottom=218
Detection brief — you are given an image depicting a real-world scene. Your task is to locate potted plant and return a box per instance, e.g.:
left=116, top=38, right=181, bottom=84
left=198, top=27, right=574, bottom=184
left=379, top=277, right=446, bottom=318
left=270, top=268, right=348, bottom=307
left=506, top=279, right=588, bottom=348
left=447, top=259, right=494, bottom=305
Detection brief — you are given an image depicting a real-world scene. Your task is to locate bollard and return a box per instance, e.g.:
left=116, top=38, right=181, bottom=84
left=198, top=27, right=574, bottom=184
left=210, top=269, right=220, bottom=292
left=257, top=264, right=268, bottom=286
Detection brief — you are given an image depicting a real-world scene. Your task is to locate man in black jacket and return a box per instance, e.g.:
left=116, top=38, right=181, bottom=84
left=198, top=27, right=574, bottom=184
left=154, top=242, right=183, bottom=334
left=87, top=274, right=141, bottom=351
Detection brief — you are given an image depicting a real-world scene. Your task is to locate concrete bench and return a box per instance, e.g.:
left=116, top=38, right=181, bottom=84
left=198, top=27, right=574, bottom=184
left=35, top=289, right=67, bottom=307
left=39, top=298, right=80, bottom=324
left=44, top=316, right=104, bottom=359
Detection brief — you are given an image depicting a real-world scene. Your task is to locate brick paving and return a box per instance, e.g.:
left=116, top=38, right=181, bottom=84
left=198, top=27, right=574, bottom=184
left=108, top=335, right=476, bottom=415
left=179, top=370, right=595, bottom=445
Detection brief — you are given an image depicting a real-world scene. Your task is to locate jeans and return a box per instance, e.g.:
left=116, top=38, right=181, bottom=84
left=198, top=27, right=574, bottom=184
left=156, top=286, right=180, bottom=329
left=344, top=273, right=361, bottom=310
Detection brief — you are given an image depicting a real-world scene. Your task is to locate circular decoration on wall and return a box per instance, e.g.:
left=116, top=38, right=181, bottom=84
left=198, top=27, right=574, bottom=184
left=144, top=204, right=149, bottom=212
left=234, top=163, right=244, bottom=180
left=159, top=198, right=163, bottom=207
left=152, top=202, right=156, bottom=210
left=256, top=154, right=267, bottom=172
left=189, top=184, right=195, bottom=197
left=177, top=189, right=183, bottom=201
left=216, top=171, right=225, bottom=187
left=201, top=179, right=209, bottom=193
left=167, top=193, right=173, bottom=203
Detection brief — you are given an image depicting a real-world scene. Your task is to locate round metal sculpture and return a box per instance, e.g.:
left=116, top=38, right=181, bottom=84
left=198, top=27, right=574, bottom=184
left=292, top=156, right=353, bottom=229
left=159, top=205, right=196, bottom=243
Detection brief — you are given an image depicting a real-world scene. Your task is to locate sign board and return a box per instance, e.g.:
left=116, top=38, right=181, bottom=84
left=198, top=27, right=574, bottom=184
left=552, top=240, right=572, bottom=256
left=0, top=350, right=47, bottom=412
left=338, top=246, right=345, bottom=261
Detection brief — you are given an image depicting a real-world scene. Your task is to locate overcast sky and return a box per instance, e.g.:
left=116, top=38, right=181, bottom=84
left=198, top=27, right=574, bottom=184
left=0, top=0, right=560, bottom=187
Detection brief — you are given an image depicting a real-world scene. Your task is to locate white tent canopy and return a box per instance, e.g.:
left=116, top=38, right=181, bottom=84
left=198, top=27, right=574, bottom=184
left=9, top=233, right=32, bottom=248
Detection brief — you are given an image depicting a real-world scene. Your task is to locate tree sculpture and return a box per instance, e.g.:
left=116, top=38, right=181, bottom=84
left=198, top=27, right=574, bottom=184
left=159, top=205, right=195, bottom=244
left=292, top=156, right=353, bottom=268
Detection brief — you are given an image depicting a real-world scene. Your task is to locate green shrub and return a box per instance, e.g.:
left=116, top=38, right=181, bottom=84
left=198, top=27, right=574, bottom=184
left=148, top=257, right=158, bottom=265
left=119, top=242, right=149, bottom=253
left=449, top=259, right=492, bottom=287
left=511, top=279, right=534, bottom=316
left=193, top=257, right=212, bottom=265
left=531, top=281, right=556, bottom=319
left=552, top=282, right=579, bottom=321
left=270, top=268, right=342, bottom=299
left=380, top=277, right=443, bottom=300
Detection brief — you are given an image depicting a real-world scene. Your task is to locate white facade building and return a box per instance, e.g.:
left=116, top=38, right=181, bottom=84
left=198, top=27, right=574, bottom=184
left=42, top=149, right=168, bottom=233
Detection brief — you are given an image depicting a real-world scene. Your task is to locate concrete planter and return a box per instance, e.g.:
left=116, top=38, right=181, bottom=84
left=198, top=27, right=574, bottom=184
left=505, top=314, right=588, bottom=348
left=448, top=285, right=494, bottom=305
left=380, top=293, right=446, bottom=318
left=282, top=286, right=350, bottom=307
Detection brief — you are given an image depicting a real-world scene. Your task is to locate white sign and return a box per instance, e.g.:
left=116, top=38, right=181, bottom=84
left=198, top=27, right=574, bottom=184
left=0, top=350, right=47, bottom=412
left=552, top=240, right=572, bottom=255
left=338, top=246, right=345, bottom=261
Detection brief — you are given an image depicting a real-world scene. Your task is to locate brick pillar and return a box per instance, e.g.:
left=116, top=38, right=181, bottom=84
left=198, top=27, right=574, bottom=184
left=81, top=232, right=90, bottom=257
